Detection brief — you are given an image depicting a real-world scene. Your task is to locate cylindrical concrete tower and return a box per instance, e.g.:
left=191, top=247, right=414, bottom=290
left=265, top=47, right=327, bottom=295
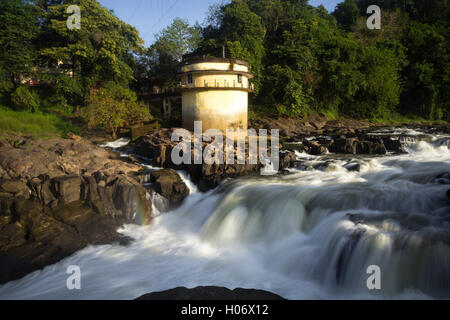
left=178, top=58, right=254, bottom=133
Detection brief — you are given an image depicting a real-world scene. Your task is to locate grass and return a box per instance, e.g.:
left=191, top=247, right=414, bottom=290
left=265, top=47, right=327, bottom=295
left=250, top=104, right=448, bottom=125
left=0, top=105, right=81, bottom=139
left=367, top=114, right=448, bottom=126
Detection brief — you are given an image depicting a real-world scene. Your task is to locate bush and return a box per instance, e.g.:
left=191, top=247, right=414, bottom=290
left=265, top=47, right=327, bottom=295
left=84, top=85, right=151, bottom=139
left=11, top=86, right=40, bottom=112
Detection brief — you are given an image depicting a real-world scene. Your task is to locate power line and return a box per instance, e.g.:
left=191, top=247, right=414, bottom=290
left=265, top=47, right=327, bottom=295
left=142, top=0, right=181, bottom=40
left=127, top=0, right=145, bottom=22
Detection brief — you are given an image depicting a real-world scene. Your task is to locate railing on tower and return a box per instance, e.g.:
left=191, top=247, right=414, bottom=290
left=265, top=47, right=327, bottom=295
left=179, top=79, right=254, bottom=91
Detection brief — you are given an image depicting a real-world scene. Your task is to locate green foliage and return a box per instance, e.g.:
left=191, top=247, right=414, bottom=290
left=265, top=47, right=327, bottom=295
left=135, top=18, right=201, bottom=92
left=196, top=0, right=447, bottom=122
left=0, top=0, right=39, bottom=93
left=333, top=0, right=360, bottom=30
left=154, top=18, right=201, bottom=62
left=38, top=0, right=145, bottom=102
left=399, top=22, right=448, bottom=120
left=265, top=65, right=312, bottom=117
left=11, top=86, right=40, bottom=112
left=84, top=84, right=150, bottom=138
left=200, top=0, right=266, bottom=93
left=0, top=0, right=447, bottom=129
left=0, top=106, right=81, bottom=138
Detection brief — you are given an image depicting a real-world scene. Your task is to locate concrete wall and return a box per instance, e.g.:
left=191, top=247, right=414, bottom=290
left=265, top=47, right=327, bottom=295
left=182, top=90, right=248, bottom=132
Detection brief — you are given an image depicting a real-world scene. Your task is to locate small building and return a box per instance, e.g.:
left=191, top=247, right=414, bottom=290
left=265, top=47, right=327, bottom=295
left=178, top=57, right=254, bottom=133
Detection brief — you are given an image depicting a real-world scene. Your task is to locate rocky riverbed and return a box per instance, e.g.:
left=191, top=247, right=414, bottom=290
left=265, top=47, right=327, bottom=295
left=0, top=136, right=190, bottom=284
left=0, top=118, right=449, bottom=299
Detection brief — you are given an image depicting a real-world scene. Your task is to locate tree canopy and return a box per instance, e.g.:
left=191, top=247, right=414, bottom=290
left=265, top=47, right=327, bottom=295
left=0, top=0, right=448, bottom=124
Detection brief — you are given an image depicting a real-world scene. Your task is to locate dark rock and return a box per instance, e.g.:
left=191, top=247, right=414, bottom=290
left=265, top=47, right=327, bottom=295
left=329, top=138, right=359, bottom=154
left=279, top=151, right=297, bottom=169
left=303, top=140, right=328, bottom=155
left=52, top=176, right=82, bottom=204
left=150, top=169, right=189, bottom=207
left=382, top=138, right=404, bottom=153
left=344, top=162, right=362, bottom=172
left=133, top=129, right=288, bottom=192
left=136, top=286, right=286, bottom=300
left=0, top=198, right=131, bottom=285
left=329, top=137, right=386, bottom=155
left=0, top=180, right=29, bottom=199
left=434, top=173, right=450, bottom=185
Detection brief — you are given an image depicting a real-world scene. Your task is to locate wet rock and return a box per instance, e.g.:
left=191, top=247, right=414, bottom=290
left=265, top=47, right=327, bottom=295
left=0, top=198, right=131, bottom=285
left=0, top=135, right=155, bottom=285
left=280, top=151, right=297, bottom=169
left=434, top=173, right=450, bottom=185
left=329, top=137, right=386, bottom=155
left=382, top=138, right=404, bottom=153
left=133, top=129, right=295, bottom=192
left=0, top=172, right=151, bottom=285
left=344, top=162, right=362, bottom=172
left=136, top=286, right=285, bottom=300
left=303, top=140, right=328, bottom=155
left=150, top=169, right=189, bottom=207
left=329, top=138, right=359, bottom=154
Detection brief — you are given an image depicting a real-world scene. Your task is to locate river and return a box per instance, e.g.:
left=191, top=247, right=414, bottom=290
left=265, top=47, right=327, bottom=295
left=0, top=128, right=449, bottom=300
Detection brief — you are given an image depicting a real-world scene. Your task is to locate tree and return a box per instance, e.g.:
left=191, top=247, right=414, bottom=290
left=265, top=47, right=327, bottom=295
left=200, top=0, right=266, bottom=93
left=84, top=84, right=150, bottom=139
left=38, top=0, right=145, bottom=103
left=154, top=18, right=201, bottom=62
left=333, top=0, right=360, bottom=30
left=400, top=22, right=448, bottom=120
left=0, top=0, right=39, bottom=96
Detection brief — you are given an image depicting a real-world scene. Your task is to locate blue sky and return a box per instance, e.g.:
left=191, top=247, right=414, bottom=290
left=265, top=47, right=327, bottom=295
left=98, top=0, right=340, bottom=47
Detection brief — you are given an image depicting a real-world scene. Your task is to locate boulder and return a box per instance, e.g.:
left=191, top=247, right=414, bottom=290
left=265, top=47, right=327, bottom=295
left=382, top=138, right=404, bottom=153
left=136, top=286, right=285, bottom=300
left=0, top=180, right=29, bottom=199
left=150, top=169, right=190, bottom=207
left=303, top=140, right=328, bottom=155
left=329, top=138, right=359, bottom=154
left=330, top=137, right=386, bottom=155
left=0, top=197, right=131, bottom=285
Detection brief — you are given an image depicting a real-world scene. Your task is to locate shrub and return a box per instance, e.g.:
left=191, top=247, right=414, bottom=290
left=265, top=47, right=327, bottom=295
left=11, top=86, right=40, bottom=112
left=84, top=85, right=151, bottom=139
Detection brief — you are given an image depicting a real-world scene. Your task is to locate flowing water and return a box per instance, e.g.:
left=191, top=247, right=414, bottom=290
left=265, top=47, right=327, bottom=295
left=0, top=128, right=449, bottom=300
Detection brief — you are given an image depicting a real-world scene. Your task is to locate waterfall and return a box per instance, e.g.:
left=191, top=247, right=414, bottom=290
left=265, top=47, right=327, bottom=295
left=0, top=130, right=449, bottom=300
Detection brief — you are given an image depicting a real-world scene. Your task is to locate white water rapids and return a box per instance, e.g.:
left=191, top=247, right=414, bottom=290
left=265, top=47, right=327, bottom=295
left=0, top=129, right=449, bottom=300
